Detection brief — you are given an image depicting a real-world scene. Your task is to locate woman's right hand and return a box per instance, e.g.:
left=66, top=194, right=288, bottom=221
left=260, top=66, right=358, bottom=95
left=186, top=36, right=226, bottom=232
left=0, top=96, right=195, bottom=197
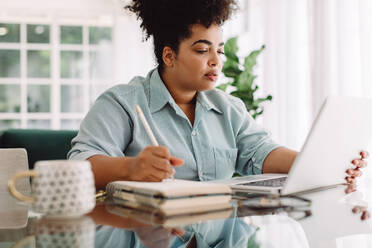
left=129, top=146, right=184, bottom=182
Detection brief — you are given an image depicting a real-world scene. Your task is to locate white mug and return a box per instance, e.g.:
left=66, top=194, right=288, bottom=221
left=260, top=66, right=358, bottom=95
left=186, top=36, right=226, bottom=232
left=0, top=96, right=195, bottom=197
left=8, top=160, right=96, bottom=217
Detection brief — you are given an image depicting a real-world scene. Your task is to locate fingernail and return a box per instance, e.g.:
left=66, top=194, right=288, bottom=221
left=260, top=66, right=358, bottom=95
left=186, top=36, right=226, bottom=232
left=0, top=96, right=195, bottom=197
left=361, top=151, right=370, bottom=159
left=363, top=212, right=371, bottom=220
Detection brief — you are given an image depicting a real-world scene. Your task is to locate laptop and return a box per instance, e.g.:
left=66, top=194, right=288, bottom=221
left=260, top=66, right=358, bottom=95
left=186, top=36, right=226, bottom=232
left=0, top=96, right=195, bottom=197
left=214, top=96, right=372, bottom=195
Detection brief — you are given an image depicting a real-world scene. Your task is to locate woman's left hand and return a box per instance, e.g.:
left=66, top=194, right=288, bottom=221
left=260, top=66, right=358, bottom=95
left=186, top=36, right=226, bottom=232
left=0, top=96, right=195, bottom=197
left=345, top=151, right=369, bottom=185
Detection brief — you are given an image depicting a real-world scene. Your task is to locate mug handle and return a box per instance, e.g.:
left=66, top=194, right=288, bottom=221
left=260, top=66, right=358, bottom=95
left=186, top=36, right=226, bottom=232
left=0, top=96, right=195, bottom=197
left=8, top=170, right=37, bottom=203
left=11, top=235, right=35, bottom=248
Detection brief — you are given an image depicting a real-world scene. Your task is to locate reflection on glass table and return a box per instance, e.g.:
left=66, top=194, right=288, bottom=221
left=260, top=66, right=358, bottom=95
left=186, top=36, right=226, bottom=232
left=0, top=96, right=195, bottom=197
left=88, top=200, right=257, bottom=248
left=4, top=183, right=372, bottom=248
left=12, top=216, right=95, bottom=248
left=105, top=197, right=233, bottom=228
left=93, top=210, right=255, bottom=248
left=249, top=184, right=372, bottom=248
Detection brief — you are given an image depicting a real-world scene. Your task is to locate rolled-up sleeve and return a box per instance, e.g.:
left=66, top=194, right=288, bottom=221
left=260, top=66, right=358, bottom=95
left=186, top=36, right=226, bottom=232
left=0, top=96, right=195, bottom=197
left=233, top=100, right=282, bottom=175
left=67, top=90, right=133, bottom=161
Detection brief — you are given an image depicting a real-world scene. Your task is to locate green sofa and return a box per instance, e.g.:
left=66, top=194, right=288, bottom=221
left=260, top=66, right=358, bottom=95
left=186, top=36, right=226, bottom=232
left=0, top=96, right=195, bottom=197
left=0, top=129, right=78, bottom=169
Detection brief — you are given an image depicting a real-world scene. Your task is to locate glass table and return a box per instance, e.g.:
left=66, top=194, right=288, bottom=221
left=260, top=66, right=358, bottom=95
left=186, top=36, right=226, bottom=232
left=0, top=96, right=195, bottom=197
left=1, top=180, right=372, bottom=248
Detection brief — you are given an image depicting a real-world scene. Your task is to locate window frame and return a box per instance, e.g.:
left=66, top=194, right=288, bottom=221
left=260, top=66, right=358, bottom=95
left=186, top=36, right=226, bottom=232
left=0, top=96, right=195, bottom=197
left=0, top=16, right=113, bottom=130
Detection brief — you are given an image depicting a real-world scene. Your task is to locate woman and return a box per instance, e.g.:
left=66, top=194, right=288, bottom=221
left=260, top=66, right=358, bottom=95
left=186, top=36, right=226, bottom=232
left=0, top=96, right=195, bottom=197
left=68, top=0, right=367, bottom=189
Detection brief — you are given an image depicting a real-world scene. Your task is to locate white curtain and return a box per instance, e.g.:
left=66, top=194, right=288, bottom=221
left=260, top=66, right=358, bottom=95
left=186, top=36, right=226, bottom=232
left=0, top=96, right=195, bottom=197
left=226, top=0, right=372, bottom=151
left=312, top=0, right=372, bottom=110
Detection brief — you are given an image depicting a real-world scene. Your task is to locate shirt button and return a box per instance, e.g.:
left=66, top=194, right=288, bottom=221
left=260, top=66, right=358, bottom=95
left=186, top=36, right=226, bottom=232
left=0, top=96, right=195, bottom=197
left=191, top=131, right=197, bottom=136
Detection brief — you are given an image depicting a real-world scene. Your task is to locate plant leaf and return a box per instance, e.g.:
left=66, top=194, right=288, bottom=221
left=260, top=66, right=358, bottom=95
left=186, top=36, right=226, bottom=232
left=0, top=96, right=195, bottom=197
left=222, top=59, right=242, bottom=78
left=224, top=37, right=239, bottom=63
left=236, top=70, right=256, bottom=91
left=221, top=41, right=271, bottom=118
left=216, top=83, right=230, bottom=91
left=252, top=96, right=272, bottom=108
left=244, top=45, right=265, bottom=74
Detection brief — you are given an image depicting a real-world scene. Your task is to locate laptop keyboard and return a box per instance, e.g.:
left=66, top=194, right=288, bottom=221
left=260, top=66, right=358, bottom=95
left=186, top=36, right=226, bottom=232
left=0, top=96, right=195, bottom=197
left=240, top=177, right=287, bottom=187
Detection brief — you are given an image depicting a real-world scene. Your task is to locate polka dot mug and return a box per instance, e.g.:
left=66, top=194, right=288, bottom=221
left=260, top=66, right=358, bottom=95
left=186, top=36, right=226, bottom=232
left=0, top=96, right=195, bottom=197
left=8, top=160, right=96, bottom=218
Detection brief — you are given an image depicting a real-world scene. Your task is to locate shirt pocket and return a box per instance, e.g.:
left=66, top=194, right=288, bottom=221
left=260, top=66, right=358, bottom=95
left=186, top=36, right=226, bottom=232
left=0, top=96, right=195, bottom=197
left=213, top=147, right=238, bottom=179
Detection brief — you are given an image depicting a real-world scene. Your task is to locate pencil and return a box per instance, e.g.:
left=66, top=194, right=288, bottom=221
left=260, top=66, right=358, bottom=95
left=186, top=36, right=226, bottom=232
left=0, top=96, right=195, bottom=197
left=136, top=105, right=175, bottom=180
left=136, top=105, right=159, bottom=146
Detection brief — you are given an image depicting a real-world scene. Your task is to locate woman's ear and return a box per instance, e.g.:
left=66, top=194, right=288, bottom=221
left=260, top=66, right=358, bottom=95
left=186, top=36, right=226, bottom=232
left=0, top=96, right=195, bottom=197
left=162, top=46, right=175, bottom=68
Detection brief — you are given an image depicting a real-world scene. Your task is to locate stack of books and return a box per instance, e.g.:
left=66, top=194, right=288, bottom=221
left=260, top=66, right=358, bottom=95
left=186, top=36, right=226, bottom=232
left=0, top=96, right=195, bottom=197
left=106, top=179, right=233, bottom=227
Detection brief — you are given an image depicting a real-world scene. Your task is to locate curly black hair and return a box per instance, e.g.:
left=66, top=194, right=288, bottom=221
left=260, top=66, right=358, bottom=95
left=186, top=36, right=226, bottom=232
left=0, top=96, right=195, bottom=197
left=125, top=0, right=238, bottom=72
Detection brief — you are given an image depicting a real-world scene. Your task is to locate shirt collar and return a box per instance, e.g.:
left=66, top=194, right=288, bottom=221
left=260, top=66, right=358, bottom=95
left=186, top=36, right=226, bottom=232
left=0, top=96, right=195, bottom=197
left=149, top=68, right=175, bottom=113
left=197, top=91, right=223, bottom=114
left=148, top=68, right=223, bottom=114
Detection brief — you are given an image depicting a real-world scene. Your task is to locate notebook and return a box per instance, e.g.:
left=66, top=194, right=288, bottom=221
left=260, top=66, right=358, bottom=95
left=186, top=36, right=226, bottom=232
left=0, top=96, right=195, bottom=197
left=106, top=179, right=232, bottom=210
left=213, top=96, right=372, bottom=195
left=106, top=198, right=233, bottom=227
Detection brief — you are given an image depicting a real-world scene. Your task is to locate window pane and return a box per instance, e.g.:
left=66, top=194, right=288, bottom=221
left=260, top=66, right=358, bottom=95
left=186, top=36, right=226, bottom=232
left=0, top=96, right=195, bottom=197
left=0, top=50, right=20, bottom=77
left=0, top=23, right=20, bottom=43
left=61, top=119, right=81, bottom=130
left=0, top=85, right=21, bottom=112
left=0, top=120, right=21, bottom=130
left=27, top=119, right=50, bottom=129
left=89, top=26, right=111, bottom=44
left=89, top=50, right=113, bottom=79
left=61, top=85, right=84, bottom=113
left=61, top=26, right=82, bottom=44
left=60, top=51, right=83, bottom=78
left=27, top=85, right=50, bottom=112
left=27, top=24, right=50, bottom=43
left=27, top=50, right=50, bottom=78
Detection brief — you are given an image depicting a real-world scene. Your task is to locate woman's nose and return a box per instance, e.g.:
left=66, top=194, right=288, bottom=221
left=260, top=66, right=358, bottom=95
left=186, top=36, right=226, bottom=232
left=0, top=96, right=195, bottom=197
left=208, top=53, right=221, bottom=68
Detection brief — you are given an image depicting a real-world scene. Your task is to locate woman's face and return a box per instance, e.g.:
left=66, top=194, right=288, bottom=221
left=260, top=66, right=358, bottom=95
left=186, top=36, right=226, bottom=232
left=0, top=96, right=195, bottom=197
left=170, top=23, right=224, bottom=92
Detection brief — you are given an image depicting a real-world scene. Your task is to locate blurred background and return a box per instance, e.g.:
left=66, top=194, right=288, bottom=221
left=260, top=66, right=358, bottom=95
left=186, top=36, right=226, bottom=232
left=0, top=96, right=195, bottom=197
left=0, top=0, right=371, bottom=150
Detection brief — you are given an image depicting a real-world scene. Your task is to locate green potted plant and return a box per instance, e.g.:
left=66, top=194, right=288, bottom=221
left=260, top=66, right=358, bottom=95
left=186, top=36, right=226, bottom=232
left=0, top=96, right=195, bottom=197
left=217, top=37, right=272, bottom=119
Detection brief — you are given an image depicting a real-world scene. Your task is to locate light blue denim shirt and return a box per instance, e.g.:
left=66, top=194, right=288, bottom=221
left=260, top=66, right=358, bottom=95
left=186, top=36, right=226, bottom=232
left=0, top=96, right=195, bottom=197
left=68, top=68, right=281, bottom=180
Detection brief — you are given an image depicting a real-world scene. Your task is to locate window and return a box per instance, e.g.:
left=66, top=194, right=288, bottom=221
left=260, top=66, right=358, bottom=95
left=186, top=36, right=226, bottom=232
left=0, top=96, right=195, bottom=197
left=0, top=21, right=113, bottom=130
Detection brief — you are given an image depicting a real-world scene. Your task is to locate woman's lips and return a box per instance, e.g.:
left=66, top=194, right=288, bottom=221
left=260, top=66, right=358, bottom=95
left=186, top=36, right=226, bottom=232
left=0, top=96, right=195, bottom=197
left=205, top=73, right=218, bottom=81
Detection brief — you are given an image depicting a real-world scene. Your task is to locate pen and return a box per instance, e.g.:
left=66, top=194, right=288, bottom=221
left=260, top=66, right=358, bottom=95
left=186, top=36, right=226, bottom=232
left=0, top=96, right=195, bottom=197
left=136, top=105, right=159, bottom=146
left=136, top=105, right=174, bottom=179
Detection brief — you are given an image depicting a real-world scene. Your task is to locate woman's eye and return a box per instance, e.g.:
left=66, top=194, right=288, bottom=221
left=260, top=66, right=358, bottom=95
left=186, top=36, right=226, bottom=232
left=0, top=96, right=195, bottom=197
left=196, top=50, right=208, bottom=54
left=218, top=51, right=225, bottom=55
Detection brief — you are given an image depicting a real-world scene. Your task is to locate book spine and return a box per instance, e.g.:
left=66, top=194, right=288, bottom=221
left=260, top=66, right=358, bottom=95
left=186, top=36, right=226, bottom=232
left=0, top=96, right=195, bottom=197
left=106, top=183, right=116, bottom=197
left=112, top=191, right=162, bottom=207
